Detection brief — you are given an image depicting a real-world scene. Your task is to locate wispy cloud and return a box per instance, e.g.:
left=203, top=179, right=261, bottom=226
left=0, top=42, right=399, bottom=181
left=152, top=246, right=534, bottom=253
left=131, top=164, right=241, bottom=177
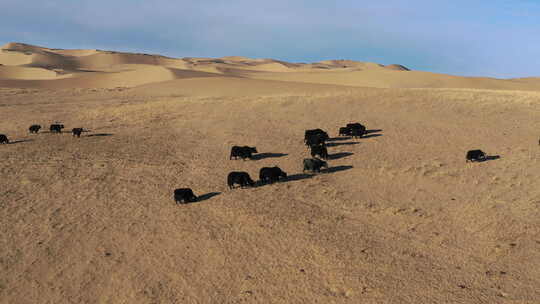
left=1, top=0, right=539, bottom=77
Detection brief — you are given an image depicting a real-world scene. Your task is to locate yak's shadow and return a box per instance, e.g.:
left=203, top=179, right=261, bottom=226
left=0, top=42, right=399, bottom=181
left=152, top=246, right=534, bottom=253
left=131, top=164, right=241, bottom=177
left=327, top=136, right=352, bottom=141
left=251, top=153, right=288, bottom=160
left=361, top=129, right=383, bottom=139
left=196, top=192, right=221, bottom=202
left=326, top=142, right=360, bottom=147
left=42, top=131, right=68, bottom=134
left=7, top=139, right=34, bottom=144
left=365, top=129, right=383, bottom=134
left=362, top=134, right=382, bottom=139
left=473, top=155, right=501, bottom=162
left=285, top=173, right=315, bottom=182
left=323, top=165, right=354, bottom=173
left=328, top=152, right=353, bottom=160
left=256, top=173, right=314, bottom=187
left=86, top=133, right=114, bottom=137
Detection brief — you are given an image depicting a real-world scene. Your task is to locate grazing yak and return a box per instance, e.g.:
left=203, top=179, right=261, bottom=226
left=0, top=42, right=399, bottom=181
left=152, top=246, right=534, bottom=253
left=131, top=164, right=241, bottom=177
left=174, top=188, right=198, bottom=204
left=0, top=134, right=9, bottom=144
left=338, top=127, right=351, bottom=136
left=29, top=125, right=41, bottom=134
left=304, top=129, right=329, bottom=144
left=227, top=171, right=256, bottom=189
left=466, top=150, right=487, bottom=162
left=230, top=146, right=258, bottom=160
left=72, top=128, right=84, bottom=138
left=259, top=166, right=287, bottom=184
left=347, top=123, right=366, bottom=138
left=303, top=158, right=328, bottom=173
left=50, top=124, right=64, bottom=133
left=310, top=145, right=328, bottom=160
left=305, top=134, right=327, bottom=148
left=350, top=128, right=365, bottom=138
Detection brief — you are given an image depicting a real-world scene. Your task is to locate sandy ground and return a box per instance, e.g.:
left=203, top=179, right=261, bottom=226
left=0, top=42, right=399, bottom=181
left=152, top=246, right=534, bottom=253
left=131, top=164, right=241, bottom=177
left=0, top=43, right=539, bottom=304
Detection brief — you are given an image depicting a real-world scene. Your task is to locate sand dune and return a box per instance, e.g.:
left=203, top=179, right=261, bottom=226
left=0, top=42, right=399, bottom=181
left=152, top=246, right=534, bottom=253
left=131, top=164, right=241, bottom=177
left=0, top=65, right=223, bottom=89
left=250, top=69, right=540, bottom=91
left=384, top=64, right=410, bottom=71
left=2, top=42, right=539, bottom=91
left=0, top=66, right=69, bottom=80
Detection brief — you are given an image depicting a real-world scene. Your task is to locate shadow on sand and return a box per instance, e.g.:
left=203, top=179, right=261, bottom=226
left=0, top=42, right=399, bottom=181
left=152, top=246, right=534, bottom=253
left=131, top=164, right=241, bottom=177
left=362, top=134, right=382, bottom=139
left=365, top=129, right=383, bottom=134
left=328, top=152, right=354, bottom=160
left=326, top=142, right=360, bottom=147
left=86, top=133, right=114, bottom=137
left=473, top=155, right=501, bottom=162
left=196, top=192, right=221, bottom=202
left=8, top=139, right=34, bottom=145
left=251, top=153, right=288, bottom=160
left=41, top=131, right=68, bottom=134
left=323, top=165, right=354, bottom=174
left=284, top=173, right=315, bottom=182
left=327, top=136, right=352, bottom=141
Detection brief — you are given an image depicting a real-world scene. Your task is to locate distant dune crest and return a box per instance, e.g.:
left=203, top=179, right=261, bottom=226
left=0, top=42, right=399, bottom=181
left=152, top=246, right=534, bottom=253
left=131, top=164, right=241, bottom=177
left=1, top=42, right=539, bottom=90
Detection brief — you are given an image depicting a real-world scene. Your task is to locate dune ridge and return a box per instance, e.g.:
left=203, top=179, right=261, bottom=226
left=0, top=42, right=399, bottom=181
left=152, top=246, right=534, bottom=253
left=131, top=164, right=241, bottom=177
left=2, top=42, right=539, bottom=90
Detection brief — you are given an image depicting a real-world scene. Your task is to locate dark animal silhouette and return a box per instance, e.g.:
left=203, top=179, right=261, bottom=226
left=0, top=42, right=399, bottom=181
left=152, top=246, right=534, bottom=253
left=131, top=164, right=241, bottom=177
left=230, top=146, right=258, bottom=160
left=350, top=127, right=365, bottom=138
left=305, top=134, right=327, bottom=148
left=50, top=124, right=64, bottom=133
left=466, top=150, right=487, bottom=162
left=347, top=123, right=366, bottom=138
left=347, top=123, right=366, bottom=130
left=311, top=145, right=328, bottom=159
left=72, top=128, right=84, bottom=137
left=28, top=125, right=41, bottom=133
left=338, top=127, right=351, bottom=136
left=174, top=188, right=198, bottom=204
left=227, top=171, right=256, bottom=189
left=303, top=158, right=328, bottom=173
left=304, top=129, right=329, bottom=144
left=259, top=166, right=287, bottom=184
left=0, top=134, right=9, bottom=144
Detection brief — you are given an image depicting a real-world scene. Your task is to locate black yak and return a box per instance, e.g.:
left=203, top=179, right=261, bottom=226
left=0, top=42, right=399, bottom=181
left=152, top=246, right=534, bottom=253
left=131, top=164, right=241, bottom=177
left=174, top=188, right=198, bottom=204
left=29, top=125, right=41, bottom=134
left=303, top=158, right=328, bottom=173
left=227, top=171, right=256, bottom=189
left=259, top=166, right=287, bottom=184
left=230, top=146, right=258, bottom=160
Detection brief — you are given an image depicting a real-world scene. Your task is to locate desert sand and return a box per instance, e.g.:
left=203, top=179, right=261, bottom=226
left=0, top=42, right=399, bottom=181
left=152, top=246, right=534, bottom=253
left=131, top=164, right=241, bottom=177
left=0, top=43, right=539, bottom=304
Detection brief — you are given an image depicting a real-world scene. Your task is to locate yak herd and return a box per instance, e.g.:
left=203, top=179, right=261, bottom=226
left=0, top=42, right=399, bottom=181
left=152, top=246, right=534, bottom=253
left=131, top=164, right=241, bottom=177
left=0, top=123, right=86, bottom=139
left=1, top=121, right=501, bottom=205
left=175, top=124, right=357, bottom=204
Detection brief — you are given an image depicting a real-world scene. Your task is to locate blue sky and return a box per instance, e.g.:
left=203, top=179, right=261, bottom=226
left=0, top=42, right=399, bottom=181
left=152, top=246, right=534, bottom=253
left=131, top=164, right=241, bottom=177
left=1, top=0, right=539, bottom=78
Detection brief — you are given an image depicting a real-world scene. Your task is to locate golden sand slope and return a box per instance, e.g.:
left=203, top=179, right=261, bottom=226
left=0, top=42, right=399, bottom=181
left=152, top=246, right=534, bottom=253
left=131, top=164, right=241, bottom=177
left=248, top=69, right=540, bottom=91
left=2, top=42, right=539, bottom=90
left=0, top=82, right=538, bottom=303
left=0, top=66, right=68, bottom=80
